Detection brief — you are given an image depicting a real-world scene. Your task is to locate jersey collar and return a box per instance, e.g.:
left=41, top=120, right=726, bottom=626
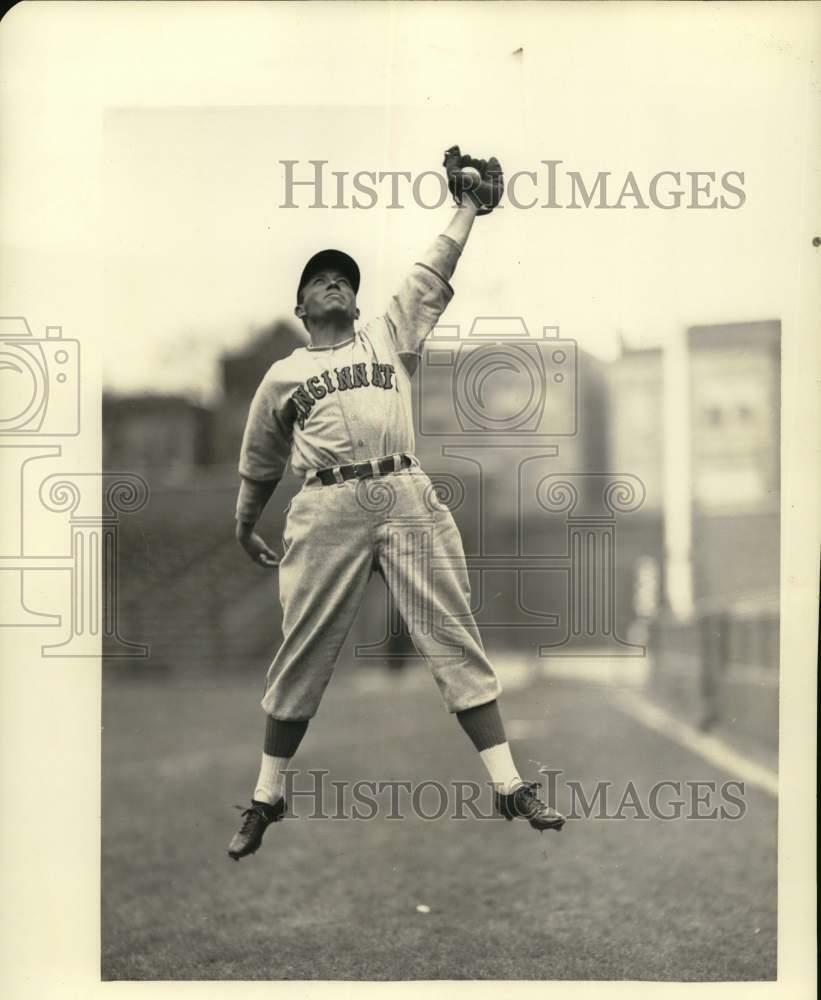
left=306, top=334, right=356, bottom=352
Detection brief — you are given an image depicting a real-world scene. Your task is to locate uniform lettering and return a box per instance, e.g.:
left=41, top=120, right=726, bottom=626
left=291, top=385, right=316, bottom=429
left=289, top=358, right=397, bottom=428
left=307, top=375, right=326, bottom=399
left=380, top=364, right=396, bottom=389
left=335, top=366, right=354, bottom=390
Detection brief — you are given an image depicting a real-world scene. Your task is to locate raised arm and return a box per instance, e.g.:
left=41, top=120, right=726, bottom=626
left=423, top=146, right=504, bottom=280
left=384, top=146, right=504, bottom=370
left=418, top=203, right=479, bottom=287
left=444, top=200, right=479, bottom=243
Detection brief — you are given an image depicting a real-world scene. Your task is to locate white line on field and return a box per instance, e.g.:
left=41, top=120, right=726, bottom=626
left=611, top=690, right=778, bottom=798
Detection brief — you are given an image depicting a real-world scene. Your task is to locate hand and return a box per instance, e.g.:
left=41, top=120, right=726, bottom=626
left=442, top=145, right=504, bottom=215
left=236, top=524, right=280, bottom=569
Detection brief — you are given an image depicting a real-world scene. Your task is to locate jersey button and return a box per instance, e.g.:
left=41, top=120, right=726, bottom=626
left=357, top=439, right=365, bottom=447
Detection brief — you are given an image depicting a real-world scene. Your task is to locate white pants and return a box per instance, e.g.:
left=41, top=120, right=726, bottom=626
left=261, top=466, right=502, bottom=720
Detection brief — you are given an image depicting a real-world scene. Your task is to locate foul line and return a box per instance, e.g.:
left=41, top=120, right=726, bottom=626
left=612, top=690, right=779, bottom=799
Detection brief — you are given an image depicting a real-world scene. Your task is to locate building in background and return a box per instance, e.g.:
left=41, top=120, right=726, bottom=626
left=103, top=393, right=212, bottom=477
left=606, top=319, right=780, bottom=631
left=688, top=320, right=780, bottom=604
left=606, top=343, right=666, bottom=635
left=644, top=319, right=781, bottom=748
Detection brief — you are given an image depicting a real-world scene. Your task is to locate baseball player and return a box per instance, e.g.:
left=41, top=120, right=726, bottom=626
left=228, top=147, right=565, bottom=860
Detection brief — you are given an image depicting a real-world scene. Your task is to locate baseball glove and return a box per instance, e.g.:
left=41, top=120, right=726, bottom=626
left=442, top=145, right=504, bottom=215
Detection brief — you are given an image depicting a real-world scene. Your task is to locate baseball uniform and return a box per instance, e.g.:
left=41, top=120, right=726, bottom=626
left=237, top=234, right=502, bottom=721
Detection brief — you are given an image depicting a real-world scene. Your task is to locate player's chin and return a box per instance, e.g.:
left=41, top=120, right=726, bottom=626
left=319, top=302, right=355, bottom=321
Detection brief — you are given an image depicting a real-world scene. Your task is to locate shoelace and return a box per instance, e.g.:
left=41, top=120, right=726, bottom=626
left=234, top=804, right=266, bottom=835
left=516, top=782, right=547, bottom=817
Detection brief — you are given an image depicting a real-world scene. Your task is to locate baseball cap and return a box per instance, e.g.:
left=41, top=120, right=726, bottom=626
left=297, top=249, right=360, bottom=300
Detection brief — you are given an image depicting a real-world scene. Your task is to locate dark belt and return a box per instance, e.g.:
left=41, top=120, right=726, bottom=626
left=316, top=453, right=412, bottom=486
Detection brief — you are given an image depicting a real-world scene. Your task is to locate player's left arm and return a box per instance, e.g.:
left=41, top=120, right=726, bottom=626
left=384, top=146, right=503, bottom=371
left=234, top=370, right=293, bottom=569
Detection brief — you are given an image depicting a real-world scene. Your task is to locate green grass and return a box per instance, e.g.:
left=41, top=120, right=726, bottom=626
left=102, top=663, right=777, bottom=981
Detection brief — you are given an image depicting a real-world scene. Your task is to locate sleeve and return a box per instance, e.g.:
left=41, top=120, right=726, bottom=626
left=384, top=234, right=462, bottom=358
left=235, top=477, right=277, bottom=524
left=237, top=373, right=293, bottom=484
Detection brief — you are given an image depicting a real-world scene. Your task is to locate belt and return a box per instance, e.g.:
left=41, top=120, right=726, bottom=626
left=316, top=453, right=413, bottom=486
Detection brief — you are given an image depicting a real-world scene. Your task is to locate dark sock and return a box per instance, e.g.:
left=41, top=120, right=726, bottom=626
left=264, top=716, right=309, bottom=758
left=456, top=700, right=507, bottom=752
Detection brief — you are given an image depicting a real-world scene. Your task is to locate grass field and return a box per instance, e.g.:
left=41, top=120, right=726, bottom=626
left=102, top=659, right=777, bottom=981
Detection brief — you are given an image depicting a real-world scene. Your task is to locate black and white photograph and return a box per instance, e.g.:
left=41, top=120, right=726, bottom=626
left=0, top=2, right=818, bottom=995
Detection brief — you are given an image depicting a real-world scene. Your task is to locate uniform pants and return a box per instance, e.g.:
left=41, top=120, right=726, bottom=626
left=261, top=466, right=502, bottom=720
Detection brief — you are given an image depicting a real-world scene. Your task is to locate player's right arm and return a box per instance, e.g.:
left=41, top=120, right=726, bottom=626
left=235, top=369, right=293, bottom=568
left=382, top=216, right=469, bottom=374
left=383, top=146, right=503, bottom=373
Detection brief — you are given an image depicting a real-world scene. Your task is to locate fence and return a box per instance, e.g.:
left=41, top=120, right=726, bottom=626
left=107, top=466, right=289, bottom=676
left=107, top=462, right=655, bottom=679
left=648, top=594, right=779, bottom=755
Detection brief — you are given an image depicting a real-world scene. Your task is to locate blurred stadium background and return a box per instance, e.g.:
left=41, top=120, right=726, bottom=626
left=102, top=315, right=779, bottom=980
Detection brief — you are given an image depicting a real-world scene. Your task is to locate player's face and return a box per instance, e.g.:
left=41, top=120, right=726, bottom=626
left=296, top=269, right=358, bottom=329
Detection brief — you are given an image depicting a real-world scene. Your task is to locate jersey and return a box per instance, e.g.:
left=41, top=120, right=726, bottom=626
left=234, top=231, right=503, bottom=720
left=237, top=235, right=460, bottom=502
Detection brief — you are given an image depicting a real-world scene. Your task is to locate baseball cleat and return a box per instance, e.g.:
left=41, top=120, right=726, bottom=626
left=494, top=781, right=566, bottom=832
left=228, top=798, right=287, bottom=860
